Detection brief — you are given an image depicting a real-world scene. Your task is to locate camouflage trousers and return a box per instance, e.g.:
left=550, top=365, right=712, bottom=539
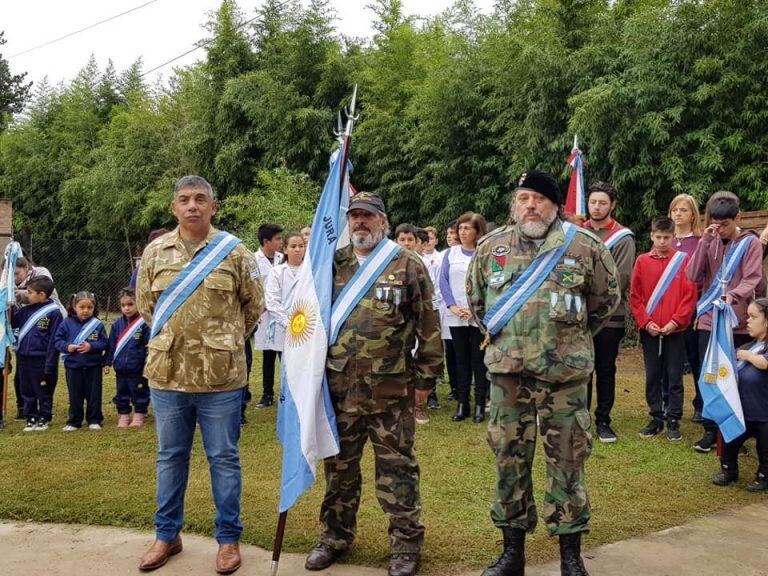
left=487, top=374, right=592, bottom=536
left=320, top=399, right=424, bottom=554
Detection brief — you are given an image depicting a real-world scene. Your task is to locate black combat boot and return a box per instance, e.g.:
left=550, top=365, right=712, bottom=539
left=559, top=533, right=589, bottom=576
left=452, top=402, right=470, bottom=422
left=746, top=472, right=768, bottom=493
left=481, top=527, right=525, bottom=576
left=474, top=398, right=486, bottom=423
left=712, top=462, right=739, bottom=486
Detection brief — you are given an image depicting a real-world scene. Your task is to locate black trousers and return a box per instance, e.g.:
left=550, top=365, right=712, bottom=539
left=449, top=326, right=488, bottom=406
left=65, top=366, right=103, bottom=427
left=722, top=420, right=768, bottom=475
left=113, top=373, right=150, bottom=414
left=589, top=326, right=624, bottom=425
left=665, top=325, right=701, bottom=409
left=444, top=338, right=457, bottom=393
left=261, top=349, right=281, bottom=398
left=640, top=331, right=685, bottom=421
left=697, top=330, right=752, bottom=433
left=18, top=355, right=55, bottom=421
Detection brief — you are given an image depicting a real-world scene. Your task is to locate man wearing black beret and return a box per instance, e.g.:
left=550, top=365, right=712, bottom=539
left=467, top=170, right=621, bottom=576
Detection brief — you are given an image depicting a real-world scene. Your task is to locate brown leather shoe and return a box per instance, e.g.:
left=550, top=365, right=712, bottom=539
left=138, top=538, right=183, bottom=571
left=215, top=543, right=242, bottom=574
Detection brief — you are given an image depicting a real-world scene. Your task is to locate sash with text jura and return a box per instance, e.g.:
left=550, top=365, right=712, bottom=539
left=16, top=302, right=59, bottom=346
left=113, top=316, right=146, bottom=362
left=150, top=231, right=242, bottom=339
left=696, top=236, right=753, bottom=321
left=483, top=222, right=579, bottom=337
left=62, top=317, right=102, bottom=358
left=602, top=226, right=634, bottom=250
left=736, top=342, right=766, bottom=373
left=645, top=251, right=688, bottom=316
left=329, top=239, right=402, bottom=345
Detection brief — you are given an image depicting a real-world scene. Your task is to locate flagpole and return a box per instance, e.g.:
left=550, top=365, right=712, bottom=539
left=270, top=86, right=359, bottom=576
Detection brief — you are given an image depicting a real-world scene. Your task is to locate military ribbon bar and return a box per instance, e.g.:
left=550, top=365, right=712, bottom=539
left=483, top=222, right=578, bottom=337
left=329, top=238, right=402, bottom=345
left=16, top=302, right=59, bottom=347
left=112, top=316, right=146, bottom=362
left=696, top=236, right=753, bottom=321
left=150, top=231, right=242, bottom=339
left=645, top=251, right=687, bottom=316
left=602, top=226, right=634, bottom=250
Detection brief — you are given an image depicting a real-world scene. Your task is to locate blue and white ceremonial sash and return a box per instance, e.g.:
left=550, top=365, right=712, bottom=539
left=603, top=227, right=634, bottom=250
left=112, top=317, right=146, bottom=362
left=696, top=236, right=753, bottom=320
left=484, top=222, right=579, bottom=337
left=645, top=251, right=687, bottom=316
left=736, top=342, right=766, bottom=373
left=329, top=239, right=402, bottom=345
left=62, top=317, right=102, bottom=359
left=150, top=232, right=241, bottom=339
left=16, top=302, right=60, bottom=346
left=700, top=299, right=746, bottom=442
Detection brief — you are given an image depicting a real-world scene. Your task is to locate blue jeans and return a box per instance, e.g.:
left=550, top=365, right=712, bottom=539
left=151, top=388, right=243, bottom=544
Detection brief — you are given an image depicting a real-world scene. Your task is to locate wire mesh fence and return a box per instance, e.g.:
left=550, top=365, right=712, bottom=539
left=29, top=237, right=136, bottom=322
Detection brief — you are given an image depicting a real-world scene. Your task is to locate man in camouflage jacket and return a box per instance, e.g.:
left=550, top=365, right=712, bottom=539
left=136, top=175, right=263, bottom=575
left=305, top=192, right=443, bottom=576
left=467, top=170, right=620, bottom=576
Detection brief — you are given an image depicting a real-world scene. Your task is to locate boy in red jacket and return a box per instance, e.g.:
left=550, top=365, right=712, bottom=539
left=631, top=217, right=697, bottom=440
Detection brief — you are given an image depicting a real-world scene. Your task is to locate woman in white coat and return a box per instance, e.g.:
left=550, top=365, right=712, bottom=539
left=264, top=231, right=306, bottom=371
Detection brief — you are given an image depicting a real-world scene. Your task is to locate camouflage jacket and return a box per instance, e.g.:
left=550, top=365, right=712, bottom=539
left=136, top=227, right=264, bottom=393
left=468, top=220, right=620, bottom=383
left=327, top=244, right=443, bottom=414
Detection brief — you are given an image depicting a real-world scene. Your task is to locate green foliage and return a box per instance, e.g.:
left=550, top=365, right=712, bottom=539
left=2, top=0, right=768, bottom=247
left=0, top=31, right=32, bottom=132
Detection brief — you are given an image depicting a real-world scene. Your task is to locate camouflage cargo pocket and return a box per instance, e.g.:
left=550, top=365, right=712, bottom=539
left=145, top=332, right=174, bottom=382
left=569, top=409, right=593, bottom=469
left=202, top=332, right=236, bottom=386
left=204, top=272, right=236, bottom=315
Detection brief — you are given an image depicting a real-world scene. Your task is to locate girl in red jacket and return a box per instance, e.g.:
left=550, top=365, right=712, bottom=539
left=630, top=217, right=697, bottom=441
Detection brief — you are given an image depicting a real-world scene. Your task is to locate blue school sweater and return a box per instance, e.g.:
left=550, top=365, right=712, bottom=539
left=53, top=316, right=108, bottom=369
left=104, top=314, right=149, bottom=376
left=12, top=301, right=63, bottom=374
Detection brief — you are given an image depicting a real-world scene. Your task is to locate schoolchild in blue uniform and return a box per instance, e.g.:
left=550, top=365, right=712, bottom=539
left=12, top=276, right=63, bottom=431
left=712, top=298, right=768, bottom=492
left=53, top=291, right=108, bottom=431
left=104, top=288, right=150, bottom=428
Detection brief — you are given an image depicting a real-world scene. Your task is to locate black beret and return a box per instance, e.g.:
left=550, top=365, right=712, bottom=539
left=515, top=170, right=561, bottom=205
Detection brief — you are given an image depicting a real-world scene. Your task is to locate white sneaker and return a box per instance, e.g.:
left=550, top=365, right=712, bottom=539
left=23, top=420, right=37, bottom=432
left=88, top=423, right=102, bottom=430
left=35, top=420, right=49, bottom=431
left=62, top=425, right=79, bottom=432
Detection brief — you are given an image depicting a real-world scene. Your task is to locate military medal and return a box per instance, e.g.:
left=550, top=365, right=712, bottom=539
left=376, top=286, right=384, bottom=300
left=393, top=288, right=402, bottom=306
left=549, top=292, right=559, bottom=318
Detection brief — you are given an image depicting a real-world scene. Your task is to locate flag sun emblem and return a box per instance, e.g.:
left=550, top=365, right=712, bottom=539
left=718, top=365, right=728, bottom=379
left=286, top=298, right=317, bottom=347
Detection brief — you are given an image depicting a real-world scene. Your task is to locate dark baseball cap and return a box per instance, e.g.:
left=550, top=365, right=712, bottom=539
left=348, top=191, right=386, bottom=215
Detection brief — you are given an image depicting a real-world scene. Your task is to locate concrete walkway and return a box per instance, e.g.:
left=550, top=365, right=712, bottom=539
left=1, top=503, right=767, bottom=575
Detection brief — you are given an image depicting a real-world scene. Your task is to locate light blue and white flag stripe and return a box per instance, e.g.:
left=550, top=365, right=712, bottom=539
left=329, top=239, right=402, bottom=345
left=645, top=251, right=687, bottom=316
left=484, top=222, right=578, bottom=336
left=700, top=299, right=746, bottom=443
left=0, top=241, right=22, bottom=369
left=696, top=236, right=752, bottom=321
left=113, top=317, right=146, bottom=361
left=603, top=227, right=634, bottom=250
left=16, top=302, right=60, bottom=346
left=277, top=150, right=343, bottom=512
left=150, top=232, right=241, bottom=339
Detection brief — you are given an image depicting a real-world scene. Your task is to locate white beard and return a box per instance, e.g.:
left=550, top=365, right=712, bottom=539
left=517, top=210, right=557, bottom=239
left=351, top=229, right=384, bottom=250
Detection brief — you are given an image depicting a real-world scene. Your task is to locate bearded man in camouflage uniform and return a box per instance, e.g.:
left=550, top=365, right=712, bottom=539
left=136, top=176, right=263, bottom=575
left=467, top=171, right=620, bottom=576
left=305, top=192, right=443, bottom=576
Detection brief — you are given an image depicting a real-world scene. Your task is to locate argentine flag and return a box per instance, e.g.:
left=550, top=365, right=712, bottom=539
left=276, top=150, right=344, bottom=512
left=0, top=242, right=22, bottom=369
left=699, top=299, right=746, bottom=442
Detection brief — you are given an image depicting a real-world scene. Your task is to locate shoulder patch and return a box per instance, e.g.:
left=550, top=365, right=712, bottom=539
left=247, top=258, right=260, bottom=279
left=491, top=245, right=510, bottom=257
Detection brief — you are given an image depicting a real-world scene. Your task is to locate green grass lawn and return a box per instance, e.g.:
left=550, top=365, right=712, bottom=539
left=0, top=350, right=764, bottom=575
